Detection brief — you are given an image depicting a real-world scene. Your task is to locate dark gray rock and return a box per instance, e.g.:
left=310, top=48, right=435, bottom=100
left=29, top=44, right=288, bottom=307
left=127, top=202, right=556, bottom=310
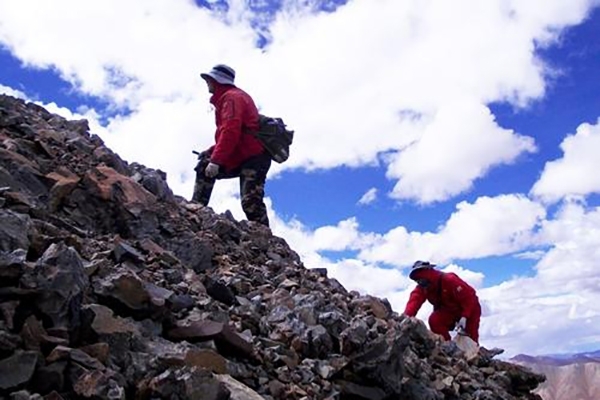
left=205, top=277, right=238, bottom=306
left=131, top=163, right=174, bottom=202
left=0, top=330, right=22, bottom=357
left=167, top=319, right=255, bottom=360
left=168, top=294, right=195, bottom=312
left=112, top=241, right=145, bottom=264
left=0, top=210, right=32, bottom=253
left=336, top=380, right=387, bottom=400
left=0, top=351, right=39, bottom=391
left=0, top=249, right=27, bottom=285
left=169, top=233, right=214, bottom=272
left=0, top=150, right=49, bottom=199
left=346, top=332, right=408, bottom=395
left=318, top=310, right=348, bottom=340
left=32, top=242, right=88, bottom=331
left=300, top=325, right=333, bottom=359
left=30, top=361, right=67, bottom=394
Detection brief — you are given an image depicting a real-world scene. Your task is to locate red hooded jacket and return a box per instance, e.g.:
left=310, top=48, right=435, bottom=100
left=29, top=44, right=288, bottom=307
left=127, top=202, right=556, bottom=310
left=208, top=84, right=263, bottom=171
left=404, top=269, right=480, bottom=319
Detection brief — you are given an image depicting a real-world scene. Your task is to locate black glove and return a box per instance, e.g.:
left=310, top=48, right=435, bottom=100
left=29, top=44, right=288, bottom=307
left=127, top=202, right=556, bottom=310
left=193, top=149, right=211, bottom=160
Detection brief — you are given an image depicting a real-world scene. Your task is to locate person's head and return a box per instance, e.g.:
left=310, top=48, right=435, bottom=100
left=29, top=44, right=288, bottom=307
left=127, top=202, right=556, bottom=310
left=409, top=260, right=437, bottom=288
left=200, top=64, right=236, bottom=93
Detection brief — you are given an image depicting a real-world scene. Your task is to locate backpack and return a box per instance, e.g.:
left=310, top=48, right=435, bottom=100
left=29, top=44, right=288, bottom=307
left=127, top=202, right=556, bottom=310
left=250, top=114, right=294, bottom=163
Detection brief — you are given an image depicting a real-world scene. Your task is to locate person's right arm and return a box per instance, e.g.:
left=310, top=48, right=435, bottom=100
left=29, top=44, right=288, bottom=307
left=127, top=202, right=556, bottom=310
left=404, top=286, right=427, bottom=317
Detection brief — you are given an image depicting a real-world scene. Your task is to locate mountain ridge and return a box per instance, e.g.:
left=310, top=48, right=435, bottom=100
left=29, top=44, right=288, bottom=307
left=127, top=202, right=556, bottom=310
left=0, top=94, right=545, bottom=399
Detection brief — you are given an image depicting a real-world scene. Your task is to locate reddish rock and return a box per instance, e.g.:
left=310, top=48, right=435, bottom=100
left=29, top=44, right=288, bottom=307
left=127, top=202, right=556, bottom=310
left=46, top=173, right=80, bottom=212
left=82, top=165, right=155, bottom=213
left=80, top=342, right=110, bottom=364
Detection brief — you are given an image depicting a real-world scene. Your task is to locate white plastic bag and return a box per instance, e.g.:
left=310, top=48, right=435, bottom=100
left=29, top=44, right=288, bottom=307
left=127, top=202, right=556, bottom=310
left=453, top=333, right=479, bottom=360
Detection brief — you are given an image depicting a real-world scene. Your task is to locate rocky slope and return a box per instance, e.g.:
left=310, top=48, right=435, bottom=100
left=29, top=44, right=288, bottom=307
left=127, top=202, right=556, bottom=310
left=0, top=94, right=545, bottom=399
left=511, top=352, right=600, bottom=400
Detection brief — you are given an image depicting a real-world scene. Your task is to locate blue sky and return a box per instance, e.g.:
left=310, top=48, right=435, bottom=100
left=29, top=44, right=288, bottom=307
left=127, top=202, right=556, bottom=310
left=1, top=0, right=600, bottom=357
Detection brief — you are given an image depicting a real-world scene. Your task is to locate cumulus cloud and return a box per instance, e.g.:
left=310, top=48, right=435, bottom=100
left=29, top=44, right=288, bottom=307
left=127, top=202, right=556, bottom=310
left=268, top=216, right=371, bottom=262
left=326, top=260, right=410, bottom=298
left=474, top=201, right=600, bottom=355
left=435, top=195, right=546, bottom=259
left=387, top=102, right=537, bottom=203
left=356, top=194, right=546, bottom=266
left=0, top=84, right=26, bottom=98
left=0, top=83, right=110, bottom=140
left=0, top=0, right=596, bottom=204
left=531, top=119, right=600, bottom=202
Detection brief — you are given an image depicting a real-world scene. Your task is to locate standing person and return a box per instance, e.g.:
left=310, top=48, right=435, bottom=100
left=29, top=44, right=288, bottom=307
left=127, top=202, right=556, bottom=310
left=403, top=260, right=482, bottom=343
left=193, top=64, right=271, bottom=227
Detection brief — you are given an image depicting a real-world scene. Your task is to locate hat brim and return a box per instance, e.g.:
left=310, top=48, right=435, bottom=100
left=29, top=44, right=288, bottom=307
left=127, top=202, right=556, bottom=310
left=200, top=72, right=234, bottom=86
left=408, top=269, right=420, bottom=280
left=409, top=263, right=436, bottom=280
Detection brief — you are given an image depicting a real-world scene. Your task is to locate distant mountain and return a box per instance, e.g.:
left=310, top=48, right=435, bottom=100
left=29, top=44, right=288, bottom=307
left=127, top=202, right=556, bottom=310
left=512, top=350, right=600, bottom=366
left=511, top=350, right=600, bottom=400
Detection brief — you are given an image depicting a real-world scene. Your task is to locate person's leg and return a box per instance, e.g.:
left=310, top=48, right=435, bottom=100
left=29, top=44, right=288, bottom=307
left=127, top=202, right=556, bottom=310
left=428, top=310, right=456, bottom=341
left=239, top=154, right=271, bottom=226
left=192, top=156, right=215, bottom=205
left=466, top=302, right=482, bottom=343
left=192, top=157, right=238, bottom=205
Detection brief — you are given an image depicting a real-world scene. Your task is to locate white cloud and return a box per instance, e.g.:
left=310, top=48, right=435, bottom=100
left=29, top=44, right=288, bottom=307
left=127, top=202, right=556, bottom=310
left=310, top=218, right=363, bottom=251
left=0, top=0, right=259, bottom=105
left=514, top=250, right=547, bottom=260
left=436, top=195, right=546, bottom=259
left=357, top=187, right=377, bottom=205
left=536, top=201, right=600, bottom=285
left=356, top=194, right=546, bottom=266
left=387, top=102, right=537, bottom=203
left=531, top=119, right=600, bottom=202
left=0, top=83, right=110, bottom=140
left=479, top=201, right=600, bottom=355
left=326, top=259, right=411, bottom=298
left=268, top=215, right=371, bottom=262
left=0, top=0, right=596, bottom=204
left=0, top=84, right=26, bottom=99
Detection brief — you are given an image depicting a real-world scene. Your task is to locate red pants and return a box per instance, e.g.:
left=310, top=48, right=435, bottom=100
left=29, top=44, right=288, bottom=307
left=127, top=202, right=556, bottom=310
left=428, top=304, right=481, bottom=343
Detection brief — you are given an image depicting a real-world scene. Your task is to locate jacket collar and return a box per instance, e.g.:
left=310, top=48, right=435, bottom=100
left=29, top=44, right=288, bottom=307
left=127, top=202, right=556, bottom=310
left=210, top=83, right=235, bottom=105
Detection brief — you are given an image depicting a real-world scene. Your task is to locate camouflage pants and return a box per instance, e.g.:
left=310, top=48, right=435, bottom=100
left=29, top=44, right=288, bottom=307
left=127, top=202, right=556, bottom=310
left=192, top=153, right=271, bottom=227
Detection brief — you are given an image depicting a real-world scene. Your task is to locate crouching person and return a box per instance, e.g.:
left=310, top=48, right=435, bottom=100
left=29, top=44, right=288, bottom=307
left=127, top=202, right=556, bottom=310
left=403, top=261, right=482, bottom=343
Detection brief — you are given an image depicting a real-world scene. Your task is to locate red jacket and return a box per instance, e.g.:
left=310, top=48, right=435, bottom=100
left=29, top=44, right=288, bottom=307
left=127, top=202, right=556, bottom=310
left=208, top=84, right=263, bottom=171
left=404, top=269, right=480, bottom=318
